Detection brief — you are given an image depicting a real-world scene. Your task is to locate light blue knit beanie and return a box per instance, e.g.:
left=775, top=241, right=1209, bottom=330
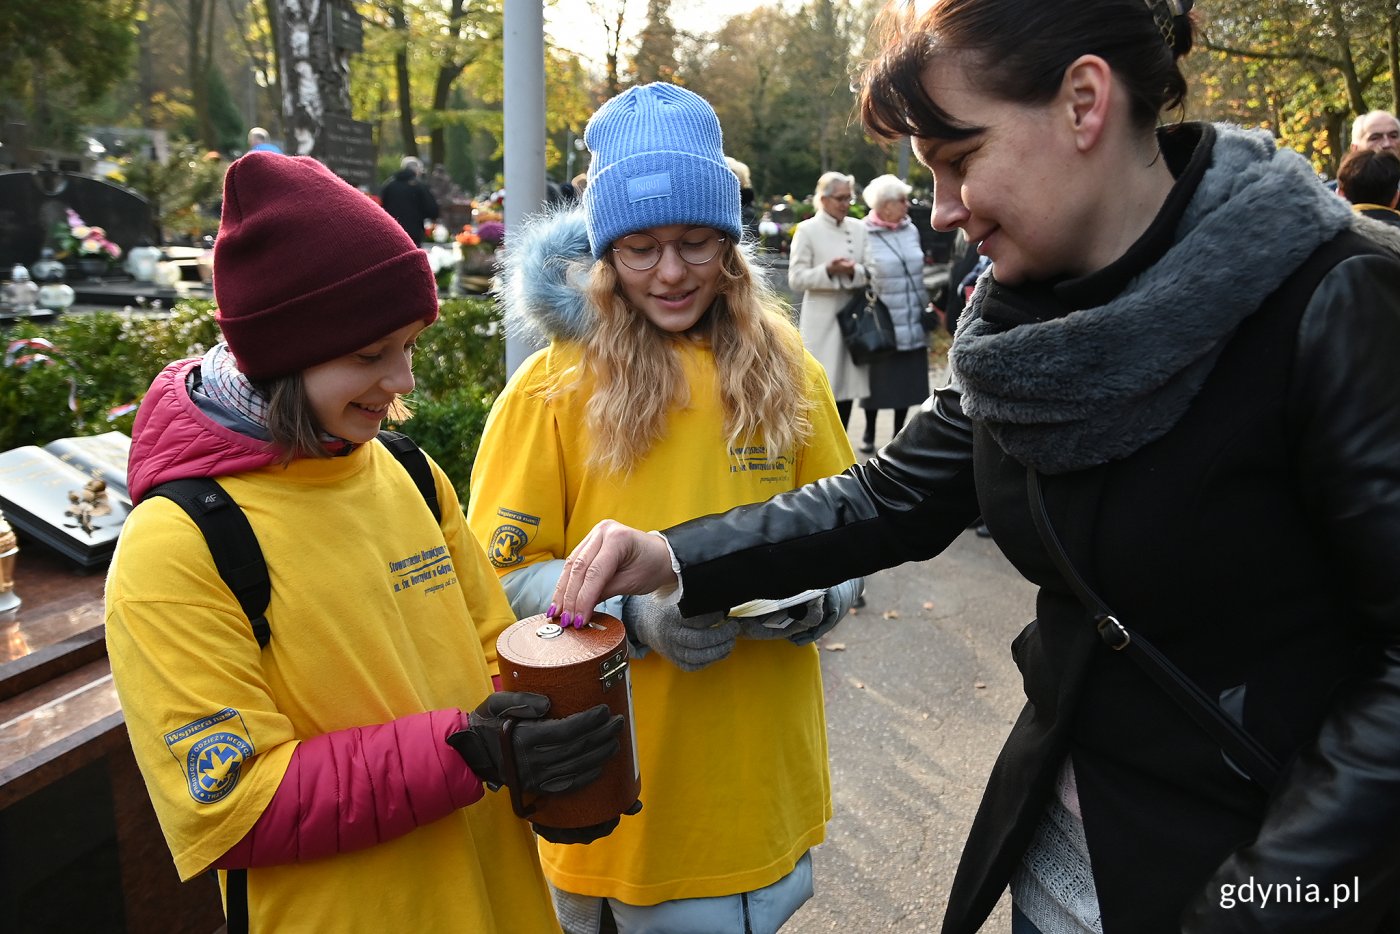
left=583, top=82, right=742, bottom=258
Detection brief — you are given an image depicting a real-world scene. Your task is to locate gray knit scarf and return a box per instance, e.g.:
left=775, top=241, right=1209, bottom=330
left=949, top=124, right=1355, bottom=474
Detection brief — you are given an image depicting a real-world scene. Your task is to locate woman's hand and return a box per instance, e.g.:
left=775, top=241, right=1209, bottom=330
left=826, top=256, right=856, bottom=278
left=547, top=520, right=677, bottom=628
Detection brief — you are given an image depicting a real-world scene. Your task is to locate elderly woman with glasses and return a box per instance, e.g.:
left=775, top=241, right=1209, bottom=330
left=788, top=170, right=874, bottom=429
left=467, top=83, right=863, bottom=934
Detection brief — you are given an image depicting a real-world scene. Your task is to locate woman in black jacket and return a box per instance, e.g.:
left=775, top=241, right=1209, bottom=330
left=545, top=1, right=1400, bottom=932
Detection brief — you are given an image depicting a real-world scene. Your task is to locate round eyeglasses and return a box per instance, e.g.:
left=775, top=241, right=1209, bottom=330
left=610, top=228, right=727, bottom=271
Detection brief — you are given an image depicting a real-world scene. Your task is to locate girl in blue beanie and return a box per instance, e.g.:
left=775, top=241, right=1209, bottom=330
left=468, top=83, right=864, bottom=933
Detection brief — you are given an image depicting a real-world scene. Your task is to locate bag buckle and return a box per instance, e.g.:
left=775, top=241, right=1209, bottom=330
left=1095, top=615, right=1130, bottom=651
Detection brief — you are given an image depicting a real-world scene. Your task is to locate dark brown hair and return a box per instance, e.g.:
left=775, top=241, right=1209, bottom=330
left=859, top=0, right=1195, bottom=143
left=1337, top=149, right=1400, bottom=207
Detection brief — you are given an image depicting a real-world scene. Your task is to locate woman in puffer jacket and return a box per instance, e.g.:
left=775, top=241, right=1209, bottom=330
left=859, top=173, right=931, bottom=453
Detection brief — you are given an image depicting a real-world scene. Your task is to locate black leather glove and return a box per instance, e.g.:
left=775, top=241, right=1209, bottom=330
left=534, top=799, right=643, bottom=845
left=448, top=692, right=623, bottom=795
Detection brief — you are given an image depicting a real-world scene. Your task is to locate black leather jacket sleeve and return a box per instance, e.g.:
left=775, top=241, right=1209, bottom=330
left=667, top=381, right=979, bottom=618
left=1182, top=254, right=1400, bottom=931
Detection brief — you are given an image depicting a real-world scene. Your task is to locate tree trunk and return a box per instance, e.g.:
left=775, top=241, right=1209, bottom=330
left=32, top=59, right=51, bottom=147
left=261, top=0, right=283, bottom=137
left=190, top=0, right=216, bottom=150
left=138, top=12, right=154, bottom=127
left=428, top=0, right=469, bottom=167
left=1326, top=3, right=1366, bottom=115
left=389, top=1, right=416, bottom=157
left=274, top=0, right=352, bottom=156
left=1390, top=15, right=1400, bottom=115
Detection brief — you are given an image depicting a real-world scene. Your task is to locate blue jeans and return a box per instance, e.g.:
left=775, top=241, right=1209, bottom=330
left=1012, top=905, right=1044, bottom=934
left=552, top=851, right=814, bottom=934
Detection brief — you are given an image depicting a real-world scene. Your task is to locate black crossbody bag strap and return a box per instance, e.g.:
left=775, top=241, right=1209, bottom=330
left=874, top=230, right=925, bottom=304
left=1026, top=468, right=1282, bottom=791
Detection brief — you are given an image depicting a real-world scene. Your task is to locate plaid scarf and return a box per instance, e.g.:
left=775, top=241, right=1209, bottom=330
left=201, top=342, right=272, bottom=430
left=199, top=343, right=356, bottom=454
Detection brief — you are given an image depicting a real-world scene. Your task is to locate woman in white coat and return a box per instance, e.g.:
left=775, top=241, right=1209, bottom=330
left=788, top=171, right=872, bottom=428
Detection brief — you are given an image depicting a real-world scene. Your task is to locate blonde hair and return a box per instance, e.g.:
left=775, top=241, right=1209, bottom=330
left=566, top=243, right=813, bottom=475
left=725, top=156, right=752, bottom=189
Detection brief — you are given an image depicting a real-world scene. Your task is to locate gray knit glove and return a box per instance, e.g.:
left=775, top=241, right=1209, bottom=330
left=621, top=595, right=737, bottom=671
left=736, top=578, right=864, bottom=646
left=791, top=577, right=863, bottom=646
left=735, top=594, right=827, bottom=641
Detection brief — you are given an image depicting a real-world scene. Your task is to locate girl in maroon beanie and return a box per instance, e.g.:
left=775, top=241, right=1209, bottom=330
left=105, top=152, right=626, bottom=933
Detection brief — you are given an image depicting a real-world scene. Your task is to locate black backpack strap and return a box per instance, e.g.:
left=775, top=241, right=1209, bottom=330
left=146, top=479, right=272, bottom=648
left=377, top=429, right=441, bottom=522
left=224, top=868, right=250, bottom=934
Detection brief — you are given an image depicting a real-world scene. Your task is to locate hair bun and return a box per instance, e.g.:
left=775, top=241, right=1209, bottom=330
left=1147, top=0, right=1194, bottom=57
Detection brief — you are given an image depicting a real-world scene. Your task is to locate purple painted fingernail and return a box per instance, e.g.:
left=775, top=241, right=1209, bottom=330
left=562, top=611, right=575, bottom=628
left=547, top=603, right=558, bottom=619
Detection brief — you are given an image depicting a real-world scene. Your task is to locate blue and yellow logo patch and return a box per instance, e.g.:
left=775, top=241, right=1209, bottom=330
left=489, top=507, right=540, bottom=568
left=164, top=708, right=255, bottom=804
left=187, top=733, right=253, bottom=803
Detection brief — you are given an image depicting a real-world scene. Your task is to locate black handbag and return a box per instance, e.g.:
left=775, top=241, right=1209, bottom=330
left=836, top=287, right=897, bottom=365
left=1026, top=468, right=1283, bottom=791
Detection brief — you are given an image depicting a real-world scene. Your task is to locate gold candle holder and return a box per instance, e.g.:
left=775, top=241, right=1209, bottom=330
left=0, top=509, right=20, bottom=613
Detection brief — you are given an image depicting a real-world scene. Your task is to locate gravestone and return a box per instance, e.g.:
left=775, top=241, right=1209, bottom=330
left=320, top=115, right=377, bottom=192
left=0, top=171, right=159, bottom=269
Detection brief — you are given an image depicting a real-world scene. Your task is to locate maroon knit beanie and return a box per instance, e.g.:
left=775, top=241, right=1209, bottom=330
left=213, top=153, right=439, bottom=380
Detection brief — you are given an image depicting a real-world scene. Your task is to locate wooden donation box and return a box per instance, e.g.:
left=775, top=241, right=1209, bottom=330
left=496, top=613, right=641, bottom=828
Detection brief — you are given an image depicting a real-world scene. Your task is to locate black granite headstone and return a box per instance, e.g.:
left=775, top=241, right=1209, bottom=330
left=0, top=170, right=160, bottom=269
left=319, top=115, right=377, bottom=192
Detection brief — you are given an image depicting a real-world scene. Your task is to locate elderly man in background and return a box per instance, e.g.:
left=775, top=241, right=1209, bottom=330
left=380, top=156, right=440, bottom=246
left=246, top=127, right=282, bottom=154
left=1352, top=110, right=1400, bottom=152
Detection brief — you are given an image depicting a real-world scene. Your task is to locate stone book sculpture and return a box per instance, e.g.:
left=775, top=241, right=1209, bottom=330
left=0, top=431, right=131, bottom=569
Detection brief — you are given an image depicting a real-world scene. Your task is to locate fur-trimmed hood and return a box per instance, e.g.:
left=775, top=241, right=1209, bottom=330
left=492, top=207, right=596, bottom=345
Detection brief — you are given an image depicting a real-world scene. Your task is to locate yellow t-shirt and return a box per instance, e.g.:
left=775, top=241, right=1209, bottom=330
left=468, top=339, right=855, bottom=905
left=105, top=442, right=560, bottom=933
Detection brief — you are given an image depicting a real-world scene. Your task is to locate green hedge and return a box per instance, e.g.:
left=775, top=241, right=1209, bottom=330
left=1, top=297, right=506, bottom=502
